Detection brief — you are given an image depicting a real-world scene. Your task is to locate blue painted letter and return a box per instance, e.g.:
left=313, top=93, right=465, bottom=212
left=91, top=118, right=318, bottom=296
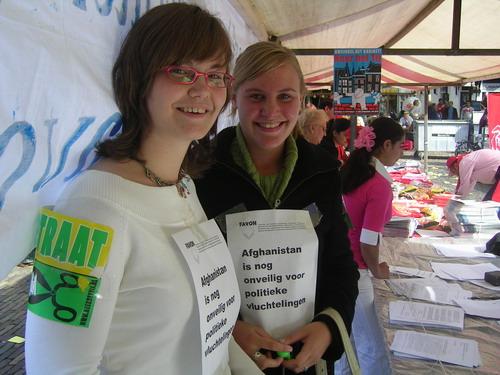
left=0, top=122, right=36, bottom=210
left=33, top=117, right=95, bottom=191
left=65, top=113, right=122, bottom=181
left=32, top=119, right=58, bottom=193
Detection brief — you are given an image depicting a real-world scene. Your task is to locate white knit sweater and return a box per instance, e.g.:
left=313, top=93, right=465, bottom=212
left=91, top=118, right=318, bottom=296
left=25, top=170, right=251, bottom=375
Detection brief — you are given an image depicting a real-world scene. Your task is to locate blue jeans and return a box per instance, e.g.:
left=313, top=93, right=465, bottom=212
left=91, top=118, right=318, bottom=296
left=334, top=270, right=391, bottom=375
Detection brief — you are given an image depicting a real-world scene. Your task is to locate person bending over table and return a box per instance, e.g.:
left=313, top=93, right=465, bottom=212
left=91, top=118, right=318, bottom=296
left=447, top=149, right=500, bottom=198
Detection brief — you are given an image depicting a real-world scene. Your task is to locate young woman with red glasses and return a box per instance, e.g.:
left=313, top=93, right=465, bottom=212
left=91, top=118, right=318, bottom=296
left=25, top=4, right=260, bottom=374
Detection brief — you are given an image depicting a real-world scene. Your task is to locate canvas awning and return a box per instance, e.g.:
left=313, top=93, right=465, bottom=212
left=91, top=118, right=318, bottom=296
left=229, top=0, right=500, bottom=89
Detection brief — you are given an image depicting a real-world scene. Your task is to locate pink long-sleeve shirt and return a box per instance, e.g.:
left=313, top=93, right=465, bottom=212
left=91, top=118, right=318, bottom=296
left=457, top=149, right=500, bottom=196
left=343, top=159, right=393, bottom=269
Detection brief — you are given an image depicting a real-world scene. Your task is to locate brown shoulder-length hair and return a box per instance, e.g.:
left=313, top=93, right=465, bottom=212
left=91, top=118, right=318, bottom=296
left=96, top=3, right=232, bottom=176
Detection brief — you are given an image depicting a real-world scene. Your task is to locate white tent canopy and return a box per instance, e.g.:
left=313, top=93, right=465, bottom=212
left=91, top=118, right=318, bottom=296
left=230, top=0, right=500, bottom=87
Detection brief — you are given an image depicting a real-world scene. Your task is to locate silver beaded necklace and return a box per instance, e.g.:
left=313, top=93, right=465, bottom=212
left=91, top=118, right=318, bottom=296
left=140, top=161, right=189, bottom=198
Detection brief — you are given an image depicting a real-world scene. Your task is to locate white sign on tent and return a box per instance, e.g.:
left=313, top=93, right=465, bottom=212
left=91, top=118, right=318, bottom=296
left=0, top=0, right=258, bottom=280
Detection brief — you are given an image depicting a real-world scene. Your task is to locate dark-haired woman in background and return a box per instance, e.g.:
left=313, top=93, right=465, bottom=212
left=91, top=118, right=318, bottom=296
left=320, top=118, right=350, bottom=166
left=335, top=118, right=404, bottom=375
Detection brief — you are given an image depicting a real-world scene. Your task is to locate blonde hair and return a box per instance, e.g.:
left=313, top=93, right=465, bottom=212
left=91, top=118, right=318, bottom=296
left=232, top=41, right=306, bottom=113
left=298, top=109, right=328, bottom=137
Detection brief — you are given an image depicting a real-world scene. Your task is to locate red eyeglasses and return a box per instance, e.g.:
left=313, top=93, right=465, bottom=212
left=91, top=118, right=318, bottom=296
left=163, top=65, right=234, bottom=88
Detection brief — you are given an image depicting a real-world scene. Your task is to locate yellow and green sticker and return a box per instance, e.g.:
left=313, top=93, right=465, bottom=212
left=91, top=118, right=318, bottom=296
left=28, top=208, right=113, bottom=327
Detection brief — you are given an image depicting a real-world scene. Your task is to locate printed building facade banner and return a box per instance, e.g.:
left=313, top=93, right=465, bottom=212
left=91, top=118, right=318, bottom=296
left=333, top=48, right=382, bottom=116
left=0, top=0, right=258, bottom=280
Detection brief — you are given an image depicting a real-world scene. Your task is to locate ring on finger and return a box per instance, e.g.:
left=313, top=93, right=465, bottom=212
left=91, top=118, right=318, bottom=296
left=253, top=351, right=263, bottom=361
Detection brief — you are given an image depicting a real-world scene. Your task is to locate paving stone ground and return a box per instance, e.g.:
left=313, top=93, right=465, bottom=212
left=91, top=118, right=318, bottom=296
left=0, top=264, right=31, bottom=375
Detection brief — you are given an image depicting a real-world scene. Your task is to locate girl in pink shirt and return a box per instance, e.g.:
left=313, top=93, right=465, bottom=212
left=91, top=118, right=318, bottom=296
left=335, top=118, right=404, bottom=375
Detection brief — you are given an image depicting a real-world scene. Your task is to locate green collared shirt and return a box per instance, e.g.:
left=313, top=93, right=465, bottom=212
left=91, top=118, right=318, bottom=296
left=231, top=126, right=298, bottom=207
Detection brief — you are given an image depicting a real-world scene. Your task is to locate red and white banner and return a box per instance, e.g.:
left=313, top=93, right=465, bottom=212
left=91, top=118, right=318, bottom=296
left=488, top=93, right=500, bottom=150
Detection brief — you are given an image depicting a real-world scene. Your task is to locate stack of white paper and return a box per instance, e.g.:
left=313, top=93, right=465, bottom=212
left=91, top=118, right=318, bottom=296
left=445, top=199, right=500, bottom=235
left=415, top=229, right=450, bottom=238
left=391, top=330, right=481, bottom=368
left=391, top=159, right=421, bottom=169
left=453, top=299, right=500, bottom=319
left=389, top=266, right=435, bottom=279
left=386, top=278, right=472, bottom=305
left=389, top=301, right=464, bottom=330
left=431, top=262, right=500, bottom=281
left=383, top=217, right=418, bottom=238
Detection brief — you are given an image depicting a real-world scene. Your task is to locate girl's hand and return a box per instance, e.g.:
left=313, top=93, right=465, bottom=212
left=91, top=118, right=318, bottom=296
left=232, top=320, right=292, bottom=370
left=375, top=261, right=390, bottom=279
left=281, top=322, right=331, bottom=373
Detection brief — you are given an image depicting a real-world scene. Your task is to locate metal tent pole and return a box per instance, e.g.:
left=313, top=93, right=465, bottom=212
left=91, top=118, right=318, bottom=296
left=424, top=85, right=429, bottom=173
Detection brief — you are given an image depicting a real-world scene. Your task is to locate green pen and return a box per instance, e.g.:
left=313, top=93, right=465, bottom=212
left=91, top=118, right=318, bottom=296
left=276, top=351, right=292, bottom=360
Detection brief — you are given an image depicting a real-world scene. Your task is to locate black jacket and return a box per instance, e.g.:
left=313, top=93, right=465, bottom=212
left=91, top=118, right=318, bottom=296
left=195, top=127, right=359, bottom=370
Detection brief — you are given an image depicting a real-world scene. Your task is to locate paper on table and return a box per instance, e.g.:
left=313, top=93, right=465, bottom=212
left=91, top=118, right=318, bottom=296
left=468, top=279, right=500, bottom=292
left=389, top=301, right=464, bottom=330
left=384, top=217, right=418, bottom=238
left=434, top=247, right=496, bottom=258
left=431, top=262, right=500, bottom=281
left=418, top=236, right=494, bottom=257
left=415, top=229, right=450, bottom=238
left=453, top=299, right=500, bottom=319
left=400, top=160, right=421, bottom=168
left=390, top=266, right=435, bottom=279
left=390, top=330, right=481, bottom=368
left=434, top=242, right=489, bottom=255
left=386, top=278, right=472, bottom=305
